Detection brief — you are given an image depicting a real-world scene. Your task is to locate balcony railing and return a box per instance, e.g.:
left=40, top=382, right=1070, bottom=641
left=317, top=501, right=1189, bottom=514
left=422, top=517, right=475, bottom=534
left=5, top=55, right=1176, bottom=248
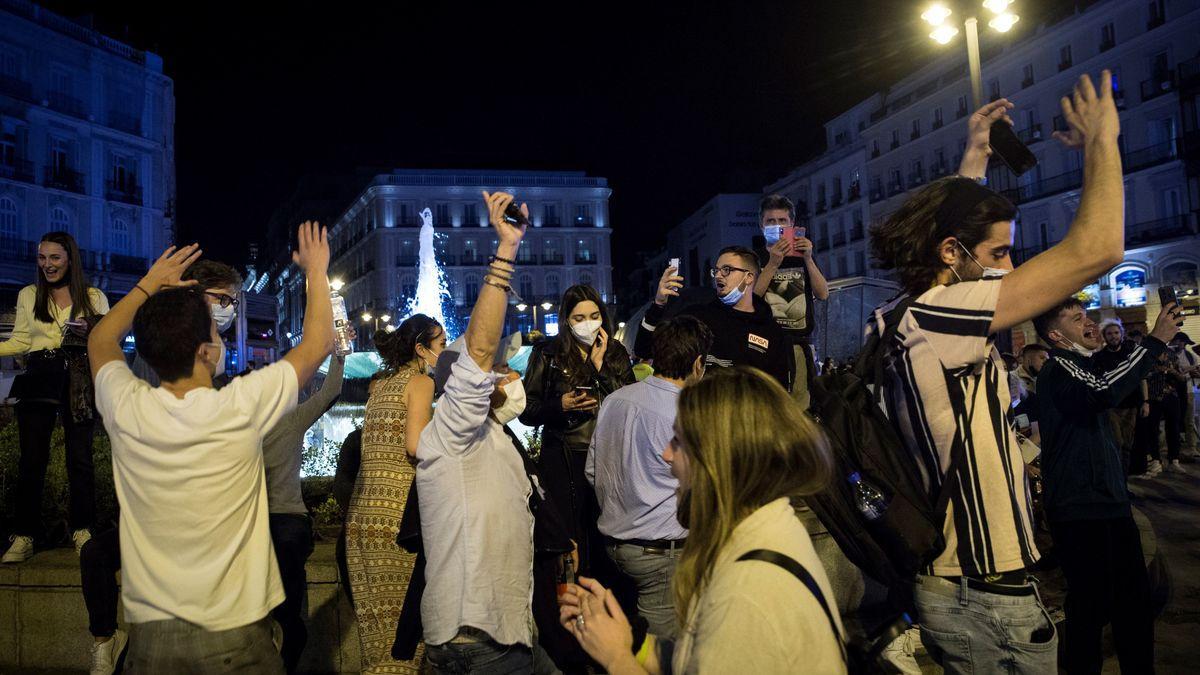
left=106, top=180, right=143, bottom=205
left=1140, top=74, right=1176, bottom=102
left=907, top=171, right=925, bottom=187
left=1180, top=55, right=1200, bottom=87
left=1123, top=139, right=1178, bottom=173
left=0, top=239, right=38, bottom=264
left=0, top=159, right=35, bottom=184
left=847, top=185, right=861, bottom=202
left=107, top=110, right=142, bottom=135
left=44, top=166, right=85, bottom=194
left=1017, top=124, right=1043, bottom=144
left=542, top=253, right=564, bottom=265
left=1000, top=169, right=1081, bottom=204
left=932, top=118, right=943, bottom=130
left=396, top=255, right=418, bottom=266
left=0, top=74, right=33, bottom=101
left=47, top=90, right=85, bottom=117
left=888, top=181, right=904, bottom=196
left=1099, top=38, right=1115, bottom=52
left=1126, top=214, right=1195, bottom=246
left=459, top=253, right=486, bottom=266
left=1058, top=59, right=1072, bottom=72
left=574, top=255, right=597, bottom=265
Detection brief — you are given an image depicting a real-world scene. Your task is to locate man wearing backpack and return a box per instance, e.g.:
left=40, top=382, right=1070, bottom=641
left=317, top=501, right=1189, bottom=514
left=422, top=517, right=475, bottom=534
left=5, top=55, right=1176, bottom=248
left=868, top=73, right=1124, bottom=673
left=1031, top=297, right=1179, bottom=674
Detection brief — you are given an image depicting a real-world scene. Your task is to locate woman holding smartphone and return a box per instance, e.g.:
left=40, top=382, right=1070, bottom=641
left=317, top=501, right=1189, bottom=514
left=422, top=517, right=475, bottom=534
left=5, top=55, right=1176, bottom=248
left=521, top=285, right=634, bottom=578
left=1, top=231, right=109, bottom=564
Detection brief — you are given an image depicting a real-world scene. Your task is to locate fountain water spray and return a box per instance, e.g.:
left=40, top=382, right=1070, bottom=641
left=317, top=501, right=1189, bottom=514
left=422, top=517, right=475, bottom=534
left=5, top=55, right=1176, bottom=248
left=401, top=207, right=461, bottom=338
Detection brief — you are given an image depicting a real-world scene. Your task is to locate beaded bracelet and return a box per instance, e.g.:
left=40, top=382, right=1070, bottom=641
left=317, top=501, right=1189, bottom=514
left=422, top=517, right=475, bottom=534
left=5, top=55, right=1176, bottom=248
left=483, top=277, right=511, bottom=293
left=490, top=253, right=517, bottom=265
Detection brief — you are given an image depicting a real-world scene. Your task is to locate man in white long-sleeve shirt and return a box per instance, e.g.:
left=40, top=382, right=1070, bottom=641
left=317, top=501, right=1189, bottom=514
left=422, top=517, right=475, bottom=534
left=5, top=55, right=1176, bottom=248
left=416, top=191, right=558, bottom=674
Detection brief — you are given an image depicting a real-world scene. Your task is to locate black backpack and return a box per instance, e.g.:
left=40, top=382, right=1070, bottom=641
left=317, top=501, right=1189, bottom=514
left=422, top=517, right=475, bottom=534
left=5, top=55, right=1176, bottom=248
left=806, top=297, right=975, bottom=611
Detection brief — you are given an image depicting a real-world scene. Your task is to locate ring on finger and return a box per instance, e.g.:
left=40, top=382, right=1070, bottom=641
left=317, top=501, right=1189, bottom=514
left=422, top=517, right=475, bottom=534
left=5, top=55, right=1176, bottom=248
left=576, top=614, right=585, bottom=630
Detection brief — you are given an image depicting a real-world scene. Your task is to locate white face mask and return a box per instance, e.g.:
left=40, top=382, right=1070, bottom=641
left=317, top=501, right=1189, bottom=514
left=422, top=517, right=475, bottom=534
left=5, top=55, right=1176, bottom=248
left=493, top=377, right=527, bottom=425
left=211, top=304, right=236, bottom=333
left=953, top=241, right=1011, bottom=282
left=1060, top=337, right=1096, bottom=358
left=204, top=341, right=226, bottom=378
left=571, top=319, right=603, bottom=346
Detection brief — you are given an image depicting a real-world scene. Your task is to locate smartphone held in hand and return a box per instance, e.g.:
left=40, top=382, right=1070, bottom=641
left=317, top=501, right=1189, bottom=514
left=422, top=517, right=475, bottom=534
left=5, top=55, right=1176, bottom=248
left=989, top=119, right=1038, bottom=176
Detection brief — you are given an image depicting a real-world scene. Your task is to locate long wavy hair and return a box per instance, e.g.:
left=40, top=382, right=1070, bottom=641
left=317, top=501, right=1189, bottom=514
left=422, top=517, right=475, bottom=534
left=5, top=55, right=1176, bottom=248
left=34, top=231, right=98, bottom=323
left=671, top=366, right=832, bottom=628
left=548, top=284, right=627, bottom=387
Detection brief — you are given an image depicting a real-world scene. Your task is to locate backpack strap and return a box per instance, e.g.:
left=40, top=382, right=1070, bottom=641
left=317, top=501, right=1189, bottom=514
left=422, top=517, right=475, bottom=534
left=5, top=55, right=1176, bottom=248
left=737, top=549, right=846, bottom=664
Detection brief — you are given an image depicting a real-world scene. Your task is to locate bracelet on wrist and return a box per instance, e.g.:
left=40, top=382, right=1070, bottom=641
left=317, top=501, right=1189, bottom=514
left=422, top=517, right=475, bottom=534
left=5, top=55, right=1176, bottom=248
left=133, top=284, right=152, bottom=299
left=490, top=253, right=517, bottom=265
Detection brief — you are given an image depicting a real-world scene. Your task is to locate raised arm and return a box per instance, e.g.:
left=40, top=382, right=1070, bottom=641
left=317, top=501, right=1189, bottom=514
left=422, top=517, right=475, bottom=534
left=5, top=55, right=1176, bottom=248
left=991, top=72, right=1124, bottom=332
left=282, top=221, right=335, bottom=388
left=465, top=191, right=527, bottom=370
left=88, top=244, right=203, bottom=378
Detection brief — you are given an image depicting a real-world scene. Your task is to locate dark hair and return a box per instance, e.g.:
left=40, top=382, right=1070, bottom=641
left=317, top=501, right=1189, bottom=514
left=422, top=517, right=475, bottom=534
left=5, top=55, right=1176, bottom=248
left=759, top=194, right=795, bottom=222
left=1020, top=343, right=1050, bottom=356
left=182, top=260, right=243, bottom=291
left=652, top=316, right=713, bottom=380
left=133, top=288, right=213, bottom=383
left=34, top=231, right=98, bottom=323
left=377, top=314, right=442, bottom=372
left=1032, top=296, right=1085, bottom=346
left=551, top=284, right=628, bottom=387
left=717, top=245, right=761, bottom=275
left=870, top=177, right=1017, bottom=296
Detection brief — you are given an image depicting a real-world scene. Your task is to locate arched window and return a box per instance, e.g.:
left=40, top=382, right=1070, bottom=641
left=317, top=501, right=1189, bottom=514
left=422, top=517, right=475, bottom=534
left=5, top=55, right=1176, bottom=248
left=0, top=197, right=18, bottom=239
left=1162, top=261, right=1198, bottom=295
left=109, top=217, right=130, bottom=252
left=545, top=273, right=561, bottom=300
left=49, top=206, right=70, bottom=233
left=518, top=273, right=534, bottom=300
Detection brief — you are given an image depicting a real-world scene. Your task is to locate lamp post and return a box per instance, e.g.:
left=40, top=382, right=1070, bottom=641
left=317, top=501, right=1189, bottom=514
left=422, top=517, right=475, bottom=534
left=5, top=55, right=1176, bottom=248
left=515, top=300, right=555, bottom=332
left=923, top=1, right=1019, bottom=110
left=360, top=311, right=392, bottom=346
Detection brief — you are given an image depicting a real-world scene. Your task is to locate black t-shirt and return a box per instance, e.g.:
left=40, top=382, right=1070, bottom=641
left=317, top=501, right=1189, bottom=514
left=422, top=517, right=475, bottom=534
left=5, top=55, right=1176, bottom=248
left=754, top=242, right=815, bottom=339
left=1093, top=341, right=1143, bottom=408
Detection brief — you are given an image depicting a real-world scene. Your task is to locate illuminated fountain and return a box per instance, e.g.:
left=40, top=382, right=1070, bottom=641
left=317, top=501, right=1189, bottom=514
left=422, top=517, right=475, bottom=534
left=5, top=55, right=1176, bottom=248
left=402, top=207, right=455, bottom=333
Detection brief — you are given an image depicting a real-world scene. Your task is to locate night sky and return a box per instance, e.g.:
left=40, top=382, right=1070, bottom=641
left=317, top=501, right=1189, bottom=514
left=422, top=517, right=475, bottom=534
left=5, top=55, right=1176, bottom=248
left=43, top=0, right=1078, bottom=287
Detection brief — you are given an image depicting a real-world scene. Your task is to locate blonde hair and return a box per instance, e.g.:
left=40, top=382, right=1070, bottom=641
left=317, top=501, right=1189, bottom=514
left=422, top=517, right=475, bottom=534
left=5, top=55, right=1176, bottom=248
left=671, top=366, right=832, bottom=629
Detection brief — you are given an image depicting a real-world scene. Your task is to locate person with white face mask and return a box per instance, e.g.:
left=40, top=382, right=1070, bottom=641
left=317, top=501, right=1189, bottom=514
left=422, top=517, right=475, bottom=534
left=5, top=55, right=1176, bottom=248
left=520, top=284, right=634, bottom=667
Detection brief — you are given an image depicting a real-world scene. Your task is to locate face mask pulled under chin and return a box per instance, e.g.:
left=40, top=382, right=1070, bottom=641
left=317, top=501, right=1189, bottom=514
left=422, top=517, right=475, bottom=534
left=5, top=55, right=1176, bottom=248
left=492, top=377, right=526, bottom=425
left=207, top=342, right=226, bottom=378
left=718, top=280, right=748, bottom=306
left=951, top=241, right=1011, bottom=282
left=1061, top=338, right=1096, bottom=358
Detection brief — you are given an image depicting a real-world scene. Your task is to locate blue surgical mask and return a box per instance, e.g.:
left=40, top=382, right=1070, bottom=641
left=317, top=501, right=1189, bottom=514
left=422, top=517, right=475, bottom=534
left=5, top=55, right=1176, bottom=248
left=719, top=280, right=748, bottom=306
left=763, top=226, right=784, bottom=245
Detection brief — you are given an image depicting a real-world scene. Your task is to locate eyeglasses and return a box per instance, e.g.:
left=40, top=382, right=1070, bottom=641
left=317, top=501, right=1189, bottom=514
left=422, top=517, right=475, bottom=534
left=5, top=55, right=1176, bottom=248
left=205, top=291, right=240, bottom=309
left=709, top=265, right=751, bottom=278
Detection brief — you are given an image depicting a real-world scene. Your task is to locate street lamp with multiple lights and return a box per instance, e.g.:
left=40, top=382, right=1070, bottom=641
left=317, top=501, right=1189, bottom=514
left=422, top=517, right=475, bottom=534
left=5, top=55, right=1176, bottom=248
left=922, top=1, right=1019, bottom=109
left=361, top=311, right=393, bottom=334
left=515, top=300, right=555, bottom=332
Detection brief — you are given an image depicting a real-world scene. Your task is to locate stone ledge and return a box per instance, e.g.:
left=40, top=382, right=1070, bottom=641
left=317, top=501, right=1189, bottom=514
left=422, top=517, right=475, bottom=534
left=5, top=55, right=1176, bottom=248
left=0, top=541, right=361, bottom=673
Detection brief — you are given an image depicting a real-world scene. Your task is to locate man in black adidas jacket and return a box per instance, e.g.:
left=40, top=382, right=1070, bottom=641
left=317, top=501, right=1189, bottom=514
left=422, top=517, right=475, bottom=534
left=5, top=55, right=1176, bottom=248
left=634, top=246, right=792, bottom=389
left=1032, top=296, right=1181, bottom=675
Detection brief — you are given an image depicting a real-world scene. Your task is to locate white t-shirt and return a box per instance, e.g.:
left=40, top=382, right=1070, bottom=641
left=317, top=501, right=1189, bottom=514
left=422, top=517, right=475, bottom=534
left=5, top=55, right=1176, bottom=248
left=95, top=359, right=298, bottom=631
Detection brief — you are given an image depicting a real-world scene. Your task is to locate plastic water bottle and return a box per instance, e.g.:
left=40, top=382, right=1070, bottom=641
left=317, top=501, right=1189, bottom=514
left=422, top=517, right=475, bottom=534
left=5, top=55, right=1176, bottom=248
left=849, top=471, right=889, bottom=521
left=330, top=289, right=353, bottom=356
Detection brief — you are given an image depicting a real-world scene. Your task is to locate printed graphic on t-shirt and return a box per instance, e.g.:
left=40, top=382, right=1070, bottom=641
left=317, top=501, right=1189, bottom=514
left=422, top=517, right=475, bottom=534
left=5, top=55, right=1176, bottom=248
left=765, top=267, right=808, bottom=332
left=747, top=333, right=769, bottom=352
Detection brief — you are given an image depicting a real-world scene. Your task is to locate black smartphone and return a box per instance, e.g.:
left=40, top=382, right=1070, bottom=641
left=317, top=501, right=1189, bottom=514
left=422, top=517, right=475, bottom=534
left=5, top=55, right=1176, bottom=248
left=574, top=385, right=595, bottom=396
left=1159, top=285, right=1198, bottom=319
left=989, top=119, right=1038, bottom=176
left=503, top=201, right=531, bottom=228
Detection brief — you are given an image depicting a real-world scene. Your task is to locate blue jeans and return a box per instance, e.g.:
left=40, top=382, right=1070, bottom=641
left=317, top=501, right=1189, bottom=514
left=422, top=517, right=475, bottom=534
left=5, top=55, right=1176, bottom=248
left=426, top=639, right=560, bottom=675
left=914, top=575, right=1058, bottom=674
left=608, top=542, right=680, bottom=638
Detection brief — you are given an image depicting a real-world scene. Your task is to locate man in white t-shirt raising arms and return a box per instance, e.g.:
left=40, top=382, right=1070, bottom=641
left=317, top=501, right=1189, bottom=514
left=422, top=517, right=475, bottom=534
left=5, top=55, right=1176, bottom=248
left=86, top=221, right=334, bottom=672
left=869, top=72, right=1124, bottom=673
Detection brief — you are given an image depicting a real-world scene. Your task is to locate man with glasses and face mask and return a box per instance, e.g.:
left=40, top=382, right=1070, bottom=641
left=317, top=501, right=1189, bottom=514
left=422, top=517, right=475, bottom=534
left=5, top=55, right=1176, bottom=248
left=131, top=260, right=243, bottom=388
left=634, top=246, right=791, bottom=389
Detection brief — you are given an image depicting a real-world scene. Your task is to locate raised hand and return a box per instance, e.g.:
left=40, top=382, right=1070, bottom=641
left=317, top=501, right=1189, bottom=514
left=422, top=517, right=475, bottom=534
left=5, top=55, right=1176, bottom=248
left=966, top=98, right=1015, bottom=155
left=1054, top=70, right=1119, bottom=149
left=655, top=265, right=684, bottom=306
left=291, top=220, right=330, bottom=275
left=1150, top=301, right=1183, bottom=342
left=482, top=191, right=528, bottom=247
left=141, top=244, right=202, bottom=294
left=793, top=234, right=814, bottom=260
left=590, top=327, right=609, bottom=371
left=766, top=238, right=790, bottom=266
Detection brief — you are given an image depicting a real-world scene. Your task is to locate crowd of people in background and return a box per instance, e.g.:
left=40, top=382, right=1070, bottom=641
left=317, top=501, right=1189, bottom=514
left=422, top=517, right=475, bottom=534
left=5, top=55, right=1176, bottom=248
left=0, top=69, right=1198, bottom=675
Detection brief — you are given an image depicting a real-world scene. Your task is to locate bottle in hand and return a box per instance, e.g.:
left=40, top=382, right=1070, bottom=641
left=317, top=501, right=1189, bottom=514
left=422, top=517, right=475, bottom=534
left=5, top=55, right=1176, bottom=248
left=330, top=288, right=354, bottom=356
left=849, top=471, right=889, bottom=521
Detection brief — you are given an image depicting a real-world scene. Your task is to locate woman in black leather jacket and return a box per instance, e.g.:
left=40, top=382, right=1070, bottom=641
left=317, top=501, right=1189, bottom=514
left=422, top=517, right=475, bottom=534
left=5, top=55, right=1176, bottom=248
left=520, top=284, right=634, bottom=577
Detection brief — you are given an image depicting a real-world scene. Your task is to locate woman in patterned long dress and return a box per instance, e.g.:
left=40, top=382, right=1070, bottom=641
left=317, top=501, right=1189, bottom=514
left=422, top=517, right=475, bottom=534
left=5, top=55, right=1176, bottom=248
left=345, top=314, right=446, bottom=673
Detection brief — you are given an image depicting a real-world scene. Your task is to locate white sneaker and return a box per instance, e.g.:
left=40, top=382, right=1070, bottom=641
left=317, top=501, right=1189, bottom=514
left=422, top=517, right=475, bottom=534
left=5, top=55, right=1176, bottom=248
left=1148, top=460, right=1164, bottom=476
left=1, top=535, right=34, bottom=564
left=880, top=627, right=923, bottom=675
left=1130, top=472, right=1157, bottom=480
left=1169, top=460, right=1190, bottom=475
left=89, top=629, right=128, bottom=675
left=73, top=529, right=92, bottom=556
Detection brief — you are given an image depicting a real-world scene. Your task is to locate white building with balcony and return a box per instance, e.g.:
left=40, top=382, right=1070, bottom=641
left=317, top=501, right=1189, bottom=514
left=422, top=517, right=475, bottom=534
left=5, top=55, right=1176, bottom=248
left=0, top=0, right=175, bottom=319
left=274, top=169, right=613, bottom=344
left=767, top=0, right=1200, bottom=353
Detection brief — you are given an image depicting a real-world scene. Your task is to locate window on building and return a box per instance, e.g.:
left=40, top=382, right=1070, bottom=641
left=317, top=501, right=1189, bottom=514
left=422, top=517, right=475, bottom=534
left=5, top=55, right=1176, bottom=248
left=435, top=203, right=450, bottom=225
left=871, top=139, right=880, bottom=157
left=1039, top=222, right=1049, bottom=249
left=854, top=251, right=865, bottom=275
left=1022, top=64, right=1034, bottom=87
left=50, top=137, right=71, bottom=172
left=579, top=272, right=594, bottom=289
left=401, top=274, right=417, bottom=299
left=109, top=217, right=130, bottom=253
left=49, top=206, right=70, bottom=233
left=889, top=168, right=901, bottom=188
left=911, top=119, right=920, bottom=139
left=1148, top=0, right=1166, bottom=27
left=545, top=274, right=561, bottom=298
left=518, top=274, right=534, bottom=299
left=1161, top=187, right=1182, bottom=218
left=891, top=129, right=900, bottom=148
left=0, top=126, right=17, bottom=167
left=465, top=274, right=480, bottom=301
left=576, top=239, right=594, bottom=263
left=1060, top=45, right=1073, bottom=69
left=1161, top=261, right=1197, bottom=295
left=933, top=107, right=944, bottom=128
left=934, top=147, right=946, bottom=172
left=0, top=197, right=17, bottom=239
left=957, top=95, right=968, bottom=118
left=544, top=203, right=559, bottom=226
left=1151, top=51, right=1170, bottom=80
left=575, top=204, right=591, bottom=225
left=398, top=202, right=412, bottom=226
left=1100, top=23, right=1116, bottom=50
left=838, top=254, right=848, bottom=277
left=463, top=203, right=479, bottom=227
left=111, top=155, right=137, bottom=192
left=0, top=48, right=23, bottom=80
left=463, top=238, right=478, bottom=261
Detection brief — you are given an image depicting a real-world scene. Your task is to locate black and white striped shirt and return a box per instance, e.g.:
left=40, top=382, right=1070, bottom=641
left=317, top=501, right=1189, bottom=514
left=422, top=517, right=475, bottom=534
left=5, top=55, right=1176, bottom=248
left=879, top=274, right=1039, bottom=577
